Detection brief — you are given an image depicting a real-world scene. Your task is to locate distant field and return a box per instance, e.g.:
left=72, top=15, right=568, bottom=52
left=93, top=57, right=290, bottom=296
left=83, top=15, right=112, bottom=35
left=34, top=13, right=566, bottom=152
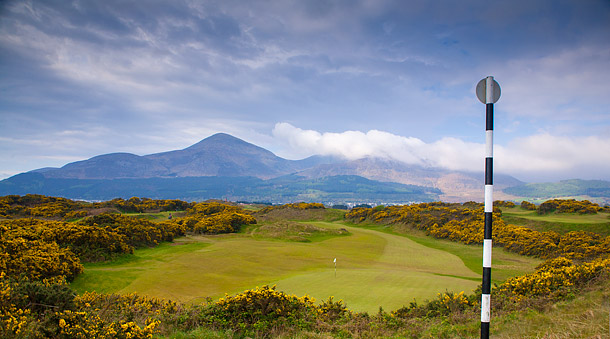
left=501, top=207, right=610, bottom=236
left=71, top=220, right=539, bottom=313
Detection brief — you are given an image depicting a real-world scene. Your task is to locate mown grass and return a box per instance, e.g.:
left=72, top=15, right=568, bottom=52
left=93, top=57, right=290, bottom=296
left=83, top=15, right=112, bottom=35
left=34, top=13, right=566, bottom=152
left=342, top=220, right=540, bottom=283
left=71, top=240, right=211, bottom=294
left=71, top=215, right=541, bottom=314
left=501, top=207, right=610, bottom=236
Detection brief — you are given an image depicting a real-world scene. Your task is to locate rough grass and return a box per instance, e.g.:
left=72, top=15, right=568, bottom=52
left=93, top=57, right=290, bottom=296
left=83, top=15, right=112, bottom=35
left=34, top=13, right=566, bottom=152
left=492, top=272, right=610, bottom=338
left=124, top=210, right=187, bottom=221
left=501, top=207, right=610, bottom=236
left=251, top=221, right=350, bottom=242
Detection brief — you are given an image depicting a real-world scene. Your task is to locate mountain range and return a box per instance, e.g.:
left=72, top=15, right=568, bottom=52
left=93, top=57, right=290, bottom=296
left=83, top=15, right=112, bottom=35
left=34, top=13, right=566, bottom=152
left=3, top=132, right=602, bottom=204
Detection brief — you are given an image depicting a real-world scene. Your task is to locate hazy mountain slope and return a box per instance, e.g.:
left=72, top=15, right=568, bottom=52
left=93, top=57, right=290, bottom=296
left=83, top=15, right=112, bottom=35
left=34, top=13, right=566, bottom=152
left=40, top=153, right=170, bottom=179
left=0, top=173, right=440, bottom=203
left=298, top=157, right=524, bottom=202
left=504, top=179, right=610, bottom=199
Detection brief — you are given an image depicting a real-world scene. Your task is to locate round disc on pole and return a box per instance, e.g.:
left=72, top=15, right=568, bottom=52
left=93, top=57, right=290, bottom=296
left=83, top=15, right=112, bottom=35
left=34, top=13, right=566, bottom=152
left=476, top=77, right=501, bottom=104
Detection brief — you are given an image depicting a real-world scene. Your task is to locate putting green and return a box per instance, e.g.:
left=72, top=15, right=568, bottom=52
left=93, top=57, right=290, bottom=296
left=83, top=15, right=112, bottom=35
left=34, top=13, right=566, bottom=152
left=270, top=222, right=478, bottom=312
left=72, top=221, right=495, bottom=313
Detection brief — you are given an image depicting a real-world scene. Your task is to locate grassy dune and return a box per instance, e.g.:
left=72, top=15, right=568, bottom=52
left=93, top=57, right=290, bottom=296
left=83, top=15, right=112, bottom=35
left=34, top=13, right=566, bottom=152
left=501, top=207, right=610, bottom=236
left=71, top=220, right=539, bottom=313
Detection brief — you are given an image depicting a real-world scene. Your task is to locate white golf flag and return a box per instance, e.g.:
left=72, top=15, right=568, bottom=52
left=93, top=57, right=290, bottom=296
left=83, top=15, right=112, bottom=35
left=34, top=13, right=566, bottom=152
left=333, top=258, right=336, bottom=263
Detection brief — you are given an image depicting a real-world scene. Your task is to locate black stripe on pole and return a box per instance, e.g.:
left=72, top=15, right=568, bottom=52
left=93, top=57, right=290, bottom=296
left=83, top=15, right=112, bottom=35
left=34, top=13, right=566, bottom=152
left=484, top=213, right=493, bottom=238
left=481, top=323, right=490, bottom=336
left=482, top=268, right=492, bottom=294
left=486, top=104, right=493, bottom=130
left=485, top=158, right=493, bottom=185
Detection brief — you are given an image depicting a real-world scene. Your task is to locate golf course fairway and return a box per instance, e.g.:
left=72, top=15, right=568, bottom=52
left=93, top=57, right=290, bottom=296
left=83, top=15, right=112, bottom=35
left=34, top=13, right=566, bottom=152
left=71, top=221, right=535, bottom=313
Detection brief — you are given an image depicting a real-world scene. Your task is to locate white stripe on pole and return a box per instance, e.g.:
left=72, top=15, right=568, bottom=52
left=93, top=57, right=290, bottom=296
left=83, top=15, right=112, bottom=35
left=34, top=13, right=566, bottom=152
left=483, top=239, right=492, bottom=268
left=481, top=294, right=491, bottom=322
left=485, top=131, right=493, bottom=157
left=485, top=185, right=493, bottom=212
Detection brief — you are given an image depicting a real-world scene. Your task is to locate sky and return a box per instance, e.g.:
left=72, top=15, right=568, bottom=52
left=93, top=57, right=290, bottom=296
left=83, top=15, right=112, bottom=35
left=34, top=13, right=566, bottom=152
left=1, top=0, right=609, bottom=183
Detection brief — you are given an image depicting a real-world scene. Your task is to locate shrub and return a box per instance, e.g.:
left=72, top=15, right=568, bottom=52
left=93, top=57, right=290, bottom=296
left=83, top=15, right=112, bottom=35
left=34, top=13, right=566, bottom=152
left=204, top=285, right=317, bottom=335
left=537, top=199, right=602, bottom=215
left=496, top=257, right=610, bottom=300
left=0, top=238, right=83, bottom=281
left=520, top=201, right=536, bottom=210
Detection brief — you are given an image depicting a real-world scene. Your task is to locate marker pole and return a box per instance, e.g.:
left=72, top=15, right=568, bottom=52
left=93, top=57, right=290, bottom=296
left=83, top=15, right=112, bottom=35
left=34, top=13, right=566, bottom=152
left=480, top=76, right=498, bottom=339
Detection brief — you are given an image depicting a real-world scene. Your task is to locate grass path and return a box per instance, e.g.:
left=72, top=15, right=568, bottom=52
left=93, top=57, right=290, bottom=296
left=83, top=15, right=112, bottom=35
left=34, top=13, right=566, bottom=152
left=71, top=220, right=535, bottom=313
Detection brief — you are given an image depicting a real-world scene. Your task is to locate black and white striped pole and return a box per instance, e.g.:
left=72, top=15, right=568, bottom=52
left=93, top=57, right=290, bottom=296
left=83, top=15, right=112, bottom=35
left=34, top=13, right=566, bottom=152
left=476, top=76, right=500, bottom=339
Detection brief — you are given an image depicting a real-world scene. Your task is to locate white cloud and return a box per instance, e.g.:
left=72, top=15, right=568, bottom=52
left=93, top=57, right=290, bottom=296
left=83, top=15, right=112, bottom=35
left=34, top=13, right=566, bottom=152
left=272, top=123, right=610, bottom=181
left=496, top=134, right=610, bottom=180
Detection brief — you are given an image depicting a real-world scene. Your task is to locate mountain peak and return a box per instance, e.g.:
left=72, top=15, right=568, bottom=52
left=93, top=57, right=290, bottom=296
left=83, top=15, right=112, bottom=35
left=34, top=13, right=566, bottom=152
left=184, top=133, right=256, bottom=151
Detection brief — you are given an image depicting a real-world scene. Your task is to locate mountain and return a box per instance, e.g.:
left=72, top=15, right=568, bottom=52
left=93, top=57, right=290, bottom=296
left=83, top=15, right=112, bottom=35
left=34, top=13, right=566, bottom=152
left=297, top=157, right=523, bottom=202
left=38, top=133, right=314, bottom=180
left=503, top=179, right=610, bottom=204
left=1, top=132, right=526, bottom=203
left=0, top=173, right=441, bottom=203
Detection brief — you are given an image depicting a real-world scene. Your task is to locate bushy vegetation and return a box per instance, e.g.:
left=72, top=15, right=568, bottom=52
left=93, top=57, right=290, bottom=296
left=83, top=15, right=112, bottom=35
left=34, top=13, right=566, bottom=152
left=537, top=198, right=603, bottom=215
left=0, top=194, right=193, bottom=220
left=257, top=202, right=325, bottom=214
left=1, top=195, right=610, bottom=338
left=520, top=200, right=537, bottom=210
left=176, top=202, right=256, bottom=234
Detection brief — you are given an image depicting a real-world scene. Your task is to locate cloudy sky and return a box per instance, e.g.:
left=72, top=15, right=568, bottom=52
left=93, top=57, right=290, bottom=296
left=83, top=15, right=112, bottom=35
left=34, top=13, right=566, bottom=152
left=1, top=0, right=609, bottom=182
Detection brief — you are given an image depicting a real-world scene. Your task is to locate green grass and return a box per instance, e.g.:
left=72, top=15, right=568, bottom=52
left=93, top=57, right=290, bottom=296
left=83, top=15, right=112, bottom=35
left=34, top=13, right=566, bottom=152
left=124, top=211, right=187, bottom=221
left=501, top=207, right=610, bottom=236
left=492, top=274, right=610, bottom=338
left=343, top=221, right=540, bottom=283
left=71, top=220, right=539, bottom=314
left=250, top=221, right=350, bottom=242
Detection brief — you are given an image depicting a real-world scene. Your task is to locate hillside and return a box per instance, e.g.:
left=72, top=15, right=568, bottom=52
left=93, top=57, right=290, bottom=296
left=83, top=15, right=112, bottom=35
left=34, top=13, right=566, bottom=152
left=0, top=173, right=441, bottom=203
left=0, top=132, right=534, bottom=203
left=503, top=179, right=610, bottom=204
left=298, top=157, right=523, bottom=202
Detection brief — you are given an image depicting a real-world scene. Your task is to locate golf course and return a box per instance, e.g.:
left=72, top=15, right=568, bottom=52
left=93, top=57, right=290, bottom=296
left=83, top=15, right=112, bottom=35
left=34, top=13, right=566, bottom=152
left=71, top=218, right=539, bottom=313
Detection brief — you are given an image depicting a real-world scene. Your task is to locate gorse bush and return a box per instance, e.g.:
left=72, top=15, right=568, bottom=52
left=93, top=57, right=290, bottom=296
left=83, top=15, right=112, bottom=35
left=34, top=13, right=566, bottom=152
left=537, top=198, right=603, bottom=215
left=0, top=236, right=83, bottom=281
left=496, top=256, right=610, bottom=301
left=257, top=202, right=325, bottom=214
left=520, top=200, right=536, bottom=210
left=176, top=201, right=256, bottom=234
left=0, top=194, right=194, bottom=219
left=206, top=285, right=317, bottom=334
left=391, top=291, right=476, bottom=319
left=78, top=213, right=181, bottom=249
